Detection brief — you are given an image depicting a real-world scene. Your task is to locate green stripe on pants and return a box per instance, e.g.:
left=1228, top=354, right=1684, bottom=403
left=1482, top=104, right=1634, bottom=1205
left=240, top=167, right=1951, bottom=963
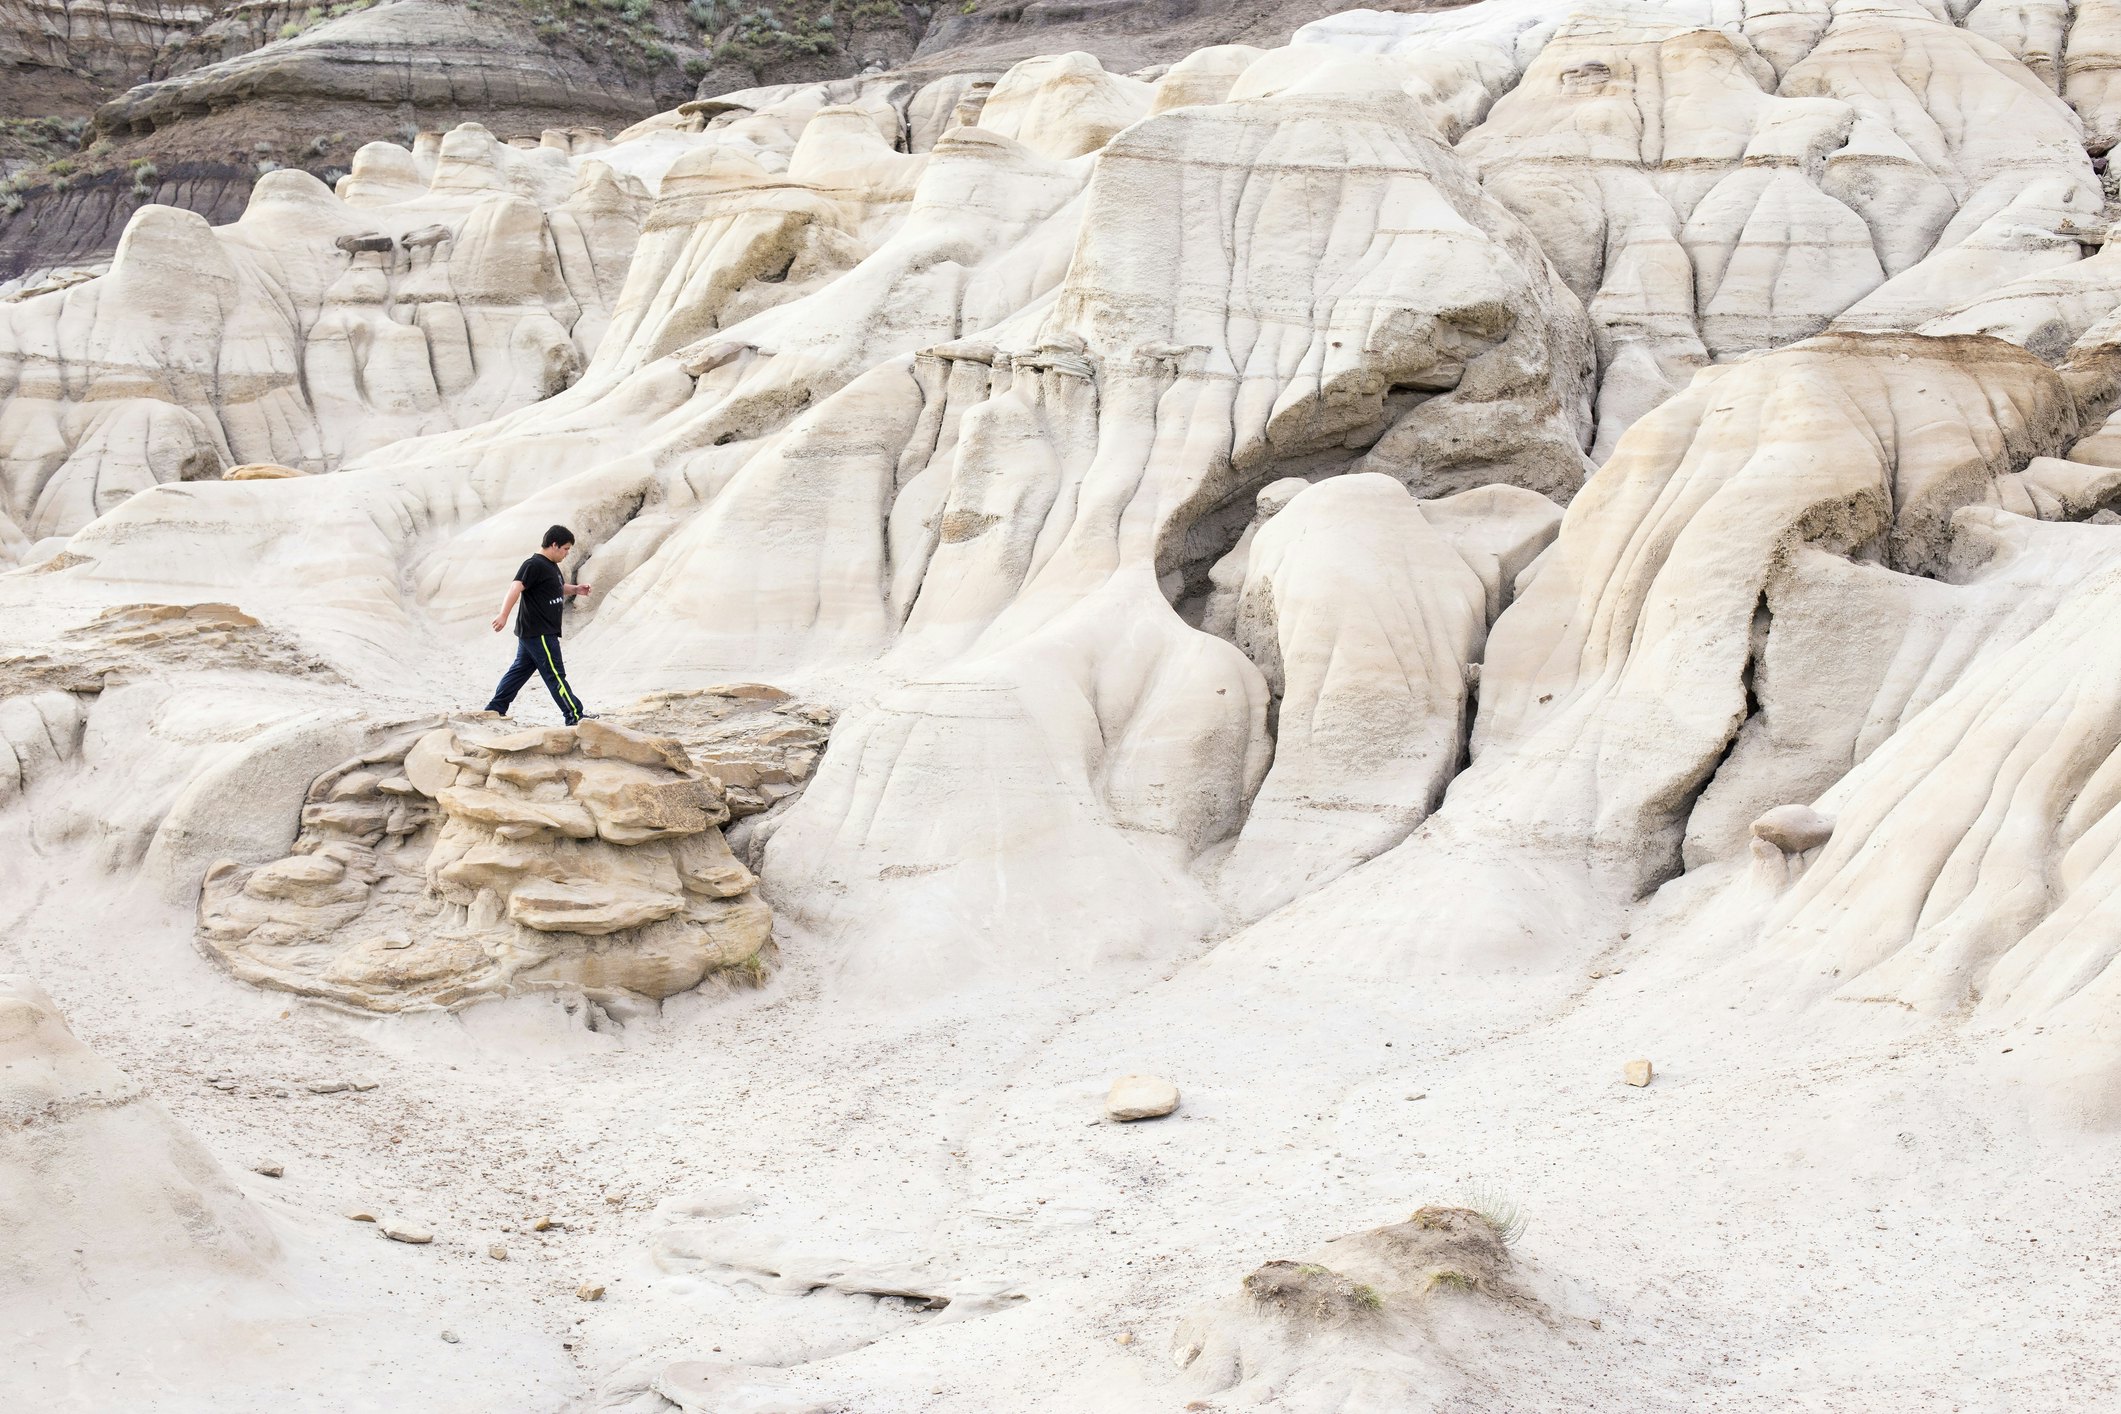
left=540, top=637, right=581, bottom=721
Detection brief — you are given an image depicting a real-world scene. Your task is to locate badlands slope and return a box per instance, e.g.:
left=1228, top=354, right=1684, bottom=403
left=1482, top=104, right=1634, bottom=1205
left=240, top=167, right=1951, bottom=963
left=7, top=1, right=2121, bottom=1409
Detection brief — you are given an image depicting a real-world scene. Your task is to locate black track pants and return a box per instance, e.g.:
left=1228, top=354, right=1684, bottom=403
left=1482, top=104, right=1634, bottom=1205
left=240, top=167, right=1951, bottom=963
left=485, top=635, right=586, bottom=725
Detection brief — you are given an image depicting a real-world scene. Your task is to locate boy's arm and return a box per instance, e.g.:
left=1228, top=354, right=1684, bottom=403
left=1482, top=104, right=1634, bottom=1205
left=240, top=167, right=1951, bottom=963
left=491, top=581, right=523, bottom=633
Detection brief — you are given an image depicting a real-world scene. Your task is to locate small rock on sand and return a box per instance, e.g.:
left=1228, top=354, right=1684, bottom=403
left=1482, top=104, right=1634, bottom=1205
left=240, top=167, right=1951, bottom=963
left=306, top=1078, right=378, bottom=1094
left=381, top=1219, right=433, bottom=1244
left=529, top=1216, right=555, bottom=1232
left=489, top=1244, right=508, bottom=1260
left=1624, top=1059, right=1654, bottom=1088
left=1106, top=1074, right=1180, bottom=1121
left=253, top=1163, right=284, bottom=1178
left=345, top=1206, right=379, bottom=1223
left=576, top=1282, right=606, bottom=1301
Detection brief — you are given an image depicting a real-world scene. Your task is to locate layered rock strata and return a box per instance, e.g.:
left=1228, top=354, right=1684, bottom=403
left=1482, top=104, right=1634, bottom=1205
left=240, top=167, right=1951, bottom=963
left=0, top=122, right=648, bottom=560
left=198, top=704, right=824, bottom=1011
left=0, top=0, right=701, bottom=276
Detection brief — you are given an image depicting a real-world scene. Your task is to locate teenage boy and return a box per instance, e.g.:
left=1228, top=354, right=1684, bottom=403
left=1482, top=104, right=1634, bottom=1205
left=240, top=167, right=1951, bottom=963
left=486, top=524, right=593, bottom=724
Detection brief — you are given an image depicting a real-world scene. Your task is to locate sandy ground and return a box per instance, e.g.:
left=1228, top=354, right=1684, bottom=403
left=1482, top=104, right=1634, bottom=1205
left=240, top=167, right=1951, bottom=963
left=11, top=800, right=2121, bottom=1412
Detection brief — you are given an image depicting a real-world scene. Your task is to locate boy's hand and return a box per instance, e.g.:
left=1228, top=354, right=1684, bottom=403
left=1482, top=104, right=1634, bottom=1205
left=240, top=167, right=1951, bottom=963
left=491, top=614, right=507, bottom=632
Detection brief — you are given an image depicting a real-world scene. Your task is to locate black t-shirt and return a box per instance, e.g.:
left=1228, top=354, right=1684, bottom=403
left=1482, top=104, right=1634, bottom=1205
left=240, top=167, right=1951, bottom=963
left=514, top=555, right=567, bottom=639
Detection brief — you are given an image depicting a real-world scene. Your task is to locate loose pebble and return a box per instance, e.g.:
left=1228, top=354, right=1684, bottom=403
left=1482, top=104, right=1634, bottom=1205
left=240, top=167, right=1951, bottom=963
left=253, top=1163, right=284, bottom=1178
left=576, top=1282, right=605, bottom=1301
left=489, top=1244, right=508, bottom=1260
left=1624, top=1059, right=1654, bottom=1088
left=1105, top=1074, right=1180, bottom=1122
left=381, top=1219, right=433, bottom=1244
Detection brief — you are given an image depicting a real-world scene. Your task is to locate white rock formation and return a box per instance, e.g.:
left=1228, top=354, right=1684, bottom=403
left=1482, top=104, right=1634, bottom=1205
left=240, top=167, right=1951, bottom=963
left=6, top=2, right=2121, bottom=1409
left=0, top=123, right=650, bottom=561
left=1213, top=475, right=1554, bottom=919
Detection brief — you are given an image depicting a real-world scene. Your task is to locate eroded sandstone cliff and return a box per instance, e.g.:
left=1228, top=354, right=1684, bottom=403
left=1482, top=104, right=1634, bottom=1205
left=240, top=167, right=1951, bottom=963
left=7, top=4, right=2121, bottom=1410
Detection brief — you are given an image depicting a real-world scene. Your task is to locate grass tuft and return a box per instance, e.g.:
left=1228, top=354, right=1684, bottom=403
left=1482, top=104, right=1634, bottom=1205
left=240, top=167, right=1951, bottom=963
left=1461, top=1182, right=1528, bottom=1247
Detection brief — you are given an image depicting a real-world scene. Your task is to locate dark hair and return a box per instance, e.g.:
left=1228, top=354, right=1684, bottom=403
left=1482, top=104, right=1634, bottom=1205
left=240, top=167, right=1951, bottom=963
left=541, top=524, right=575, bottom=549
